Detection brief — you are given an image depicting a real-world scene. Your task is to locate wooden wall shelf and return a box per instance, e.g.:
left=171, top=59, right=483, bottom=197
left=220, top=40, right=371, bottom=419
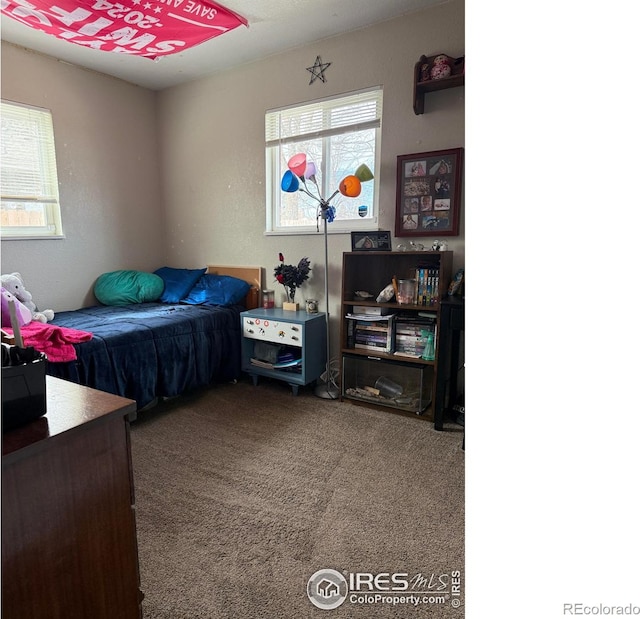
left=413, top=54, right=465, bottom=115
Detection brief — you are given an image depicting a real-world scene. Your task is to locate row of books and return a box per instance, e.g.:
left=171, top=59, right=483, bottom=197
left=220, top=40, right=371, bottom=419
left=345, top=313, right=437, bottom=360
left=414, top=267, right=440, bottom=307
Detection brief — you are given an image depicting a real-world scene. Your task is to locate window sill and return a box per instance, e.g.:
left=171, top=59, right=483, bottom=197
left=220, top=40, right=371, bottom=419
left=1, top=235, right=66, bottom=241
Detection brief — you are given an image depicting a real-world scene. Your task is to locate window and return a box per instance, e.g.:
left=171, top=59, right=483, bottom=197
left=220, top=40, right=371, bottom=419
left=265, top=87, right=382, bottom=234
left=1, top=100, right=64, bottom=239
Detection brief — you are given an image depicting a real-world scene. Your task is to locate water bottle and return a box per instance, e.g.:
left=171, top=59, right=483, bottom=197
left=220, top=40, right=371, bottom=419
left=421, top=330, right=435, bottom=361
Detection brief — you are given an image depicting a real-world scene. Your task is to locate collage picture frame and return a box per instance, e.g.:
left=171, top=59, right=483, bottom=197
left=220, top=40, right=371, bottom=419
left=395, top=148, right=463, bottom=237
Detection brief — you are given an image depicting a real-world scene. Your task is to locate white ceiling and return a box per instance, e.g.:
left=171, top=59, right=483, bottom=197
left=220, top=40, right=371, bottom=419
left=1, top=0, right=445, bottom=91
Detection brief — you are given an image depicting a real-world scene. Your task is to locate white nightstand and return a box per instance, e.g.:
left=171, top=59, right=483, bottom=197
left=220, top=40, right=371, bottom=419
left=240, top=308, right=326, bottom=395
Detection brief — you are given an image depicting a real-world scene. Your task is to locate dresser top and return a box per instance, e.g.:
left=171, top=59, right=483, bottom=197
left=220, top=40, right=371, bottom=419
left=2, top=377, right=136, bottom=458
left=241, top=308, right=326, bottom=323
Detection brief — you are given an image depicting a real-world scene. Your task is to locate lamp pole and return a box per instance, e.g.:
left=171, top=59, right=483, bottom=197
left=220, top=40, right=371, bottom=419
left=280, top=155, right=372, bottom=400
left=315, top=202, right=339, bottom=399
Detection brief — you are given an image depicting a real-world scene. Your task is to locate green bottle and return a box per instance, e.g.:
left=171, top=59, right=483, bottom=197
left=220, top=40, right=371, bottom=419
left=421, top=330, right=435, bottom=361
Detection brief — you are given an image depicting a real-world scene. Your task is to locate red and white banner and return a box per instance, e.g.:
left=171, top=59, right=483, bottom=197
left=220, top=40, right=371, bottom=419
left=1, top=0, right=247, bottom=58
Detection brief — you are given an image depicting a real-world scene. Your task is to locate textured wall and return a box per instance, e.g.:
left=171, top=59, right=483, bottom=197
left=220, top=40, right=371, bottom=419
left=157, top=0, right=465, bottom=349
left=0, top=43, right=164, bottom=311
left=1, top=0, right=464, bottom=324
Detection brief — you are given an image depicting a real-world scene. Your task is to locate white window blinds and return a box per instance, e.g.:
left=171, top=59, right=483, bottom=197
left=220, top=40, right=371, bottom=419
left=1, top=99, right=63, bottom=238
left=265, top=87, right=383, bottom=147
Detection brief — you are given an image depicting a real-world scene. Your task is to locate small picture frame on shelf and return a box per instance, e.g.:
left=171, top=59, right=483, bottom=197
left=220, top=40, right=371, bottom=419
left=395, top=148, right=463, bottom=237
left=350, top=230, right=392, bottom=252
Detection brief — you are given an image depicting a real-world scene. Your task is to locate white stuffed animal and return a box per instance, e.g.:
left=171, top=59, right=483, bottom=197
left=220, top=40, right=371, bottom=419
left=0, top=272, right=54, bottom=323
left=1, top=286, right=32, bottom=328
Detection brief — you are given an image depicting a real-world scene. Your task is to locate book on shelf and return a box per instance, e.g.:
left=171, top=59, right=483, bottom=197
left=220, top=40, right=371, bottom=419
left=355, top=333, right=389, bottom=346
left=396, top=312, right=436, bottom=326
left=250, top=358, right=273, bottom=369
left=355, top=323, right=390, bottom=332
left=394, top=332, right=436, bottom=358
left=395, top=324, right=434, bottom=334
left=250, top=357, right=302, bottom=370
left=347, top=314, right=393, bottom=352
left=352, top=305, right=390, bottom=316
left=354, top=330, right=392, bottom=353
left=394, top=337, right=426, bottom=356
left=346, top=313, right=395, bottom=322
left=395, top=334, right=428, bottom=345
left=393, top=350, right=422, bottom=358
left=394, top=313, right=437, bottom=358
left=414, top=266, right=440, bottom=306
left=396, top=318, right=436, bottom=335
left=354, top=341, right=392, bottom=352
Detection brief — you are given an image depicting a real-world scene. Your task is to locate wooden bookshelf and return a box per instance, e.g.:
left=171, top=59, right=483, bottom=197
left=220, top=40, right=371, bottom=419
left=340, top=251, right=453, bottom=422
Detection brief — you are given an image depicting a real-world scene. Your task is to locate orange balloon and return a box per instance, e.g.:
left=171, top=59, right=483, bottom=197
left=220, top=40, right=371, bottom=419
left=339, top=175, right=362, bottom=198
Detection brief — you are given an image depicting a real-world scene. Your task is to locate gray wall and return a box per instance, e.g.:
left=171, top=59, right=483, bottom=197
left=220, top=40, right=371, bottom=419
left=1, top=44, right=164, bottom=311
left=157, top=0, right=465, bottom=350
left=1, top=0, right=464, bottom=334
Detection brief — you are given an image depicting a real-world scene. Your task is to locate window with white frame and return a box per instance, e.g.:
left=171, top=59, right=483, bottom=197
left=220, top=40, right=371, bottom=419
left=265, top=87, right=382, bottom=234
left=1, top=100, right=64, bottom=239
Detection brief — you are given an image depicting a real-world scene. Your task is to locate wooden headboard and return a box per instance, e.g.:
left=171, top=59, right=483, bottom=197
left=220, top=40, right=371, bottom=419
left=206, top=265, right=262, bottom=309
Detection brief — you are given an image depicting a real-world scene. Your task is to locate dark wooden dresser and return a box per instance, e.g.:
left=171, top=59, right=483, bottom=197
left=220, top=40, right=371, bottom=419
left=2, top=376, right=142, bottom=619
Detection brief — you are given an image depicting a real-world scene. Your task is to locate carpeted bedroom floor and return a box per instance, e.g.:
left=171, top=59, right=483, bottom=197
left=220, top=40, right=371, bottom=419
left=129, top=377, right=465, bottom=618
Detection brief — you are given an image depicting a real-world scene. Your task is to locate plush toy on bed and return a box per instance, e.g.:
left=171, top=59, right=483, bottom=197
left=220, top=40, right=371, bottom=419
left=0, top=272, right=55, bottom=323
left=1, top=286, right=33, bottom=328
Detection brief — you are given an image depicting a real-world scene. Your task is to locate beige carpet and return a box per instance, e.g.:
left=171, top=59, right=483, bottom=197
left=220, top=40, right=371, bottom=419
left=130, top=377, right=465, bottom=618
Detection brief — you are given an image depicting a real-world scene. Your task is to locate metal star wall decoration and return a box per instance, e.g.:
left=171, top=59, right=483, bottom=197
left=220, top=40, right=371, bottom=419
left=306, top=56, right=331, bottom=85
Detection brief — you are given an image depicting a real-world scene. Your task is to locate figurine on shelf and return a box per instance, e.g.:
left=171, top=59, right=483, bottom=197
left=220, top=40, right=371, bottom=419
left=430, top=54, right=452, bottom=80
left=420, top=62, right=431, bottom=82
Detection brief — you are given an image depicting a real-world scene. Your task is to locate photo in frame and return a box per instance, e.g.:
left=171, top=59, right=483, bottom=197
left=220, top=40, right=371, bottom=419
left=395, top=148, right=463, bottom=237
left=350, top=230, right=392, bottom=252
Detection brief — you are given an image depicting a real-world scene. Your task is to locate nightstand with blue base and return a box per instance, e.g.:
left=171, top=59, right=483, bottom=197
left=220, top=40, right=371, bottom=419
left=240, top=308, right=326, bottom=395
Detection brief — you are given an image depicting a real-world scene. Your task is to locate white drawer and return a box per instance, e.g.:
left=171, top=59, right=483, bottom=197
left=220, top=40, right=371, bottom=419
left=242, top=316, right=302, bottom=347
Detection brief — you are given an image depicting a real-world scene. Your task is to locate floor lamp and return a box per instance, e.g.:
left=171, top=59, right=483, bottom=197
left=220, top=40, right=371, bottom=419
left=281, top=154, right=374, bottom=400
left=315, top=202, right=339, bottom=399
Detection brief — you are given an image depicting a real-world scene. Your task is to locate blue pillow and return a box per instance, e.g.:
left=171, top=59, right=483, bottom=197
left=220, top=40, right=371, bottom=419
left=182, top=274, right=250, bottom=306
left=154, top=267, right=207, bottom=303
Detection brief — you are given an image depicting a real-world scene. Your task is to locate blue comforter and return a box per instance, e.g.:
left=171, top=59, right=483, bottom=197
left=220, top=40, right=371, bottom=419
left=48, top=302, right=243, bottom=409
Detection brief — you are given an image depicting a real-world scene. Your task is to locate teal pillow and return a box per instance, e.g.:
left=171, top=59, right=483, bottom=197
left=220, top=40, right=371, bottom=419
left=94, top=270, right=164, bottom=306
left=154, top=266, right=207, bottom=303
left=182, top=274, right=250, bottom=306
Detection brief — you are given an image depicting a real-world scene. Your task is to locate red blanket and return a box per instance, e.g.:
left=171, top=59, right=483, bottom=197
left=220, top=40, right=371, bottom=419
left=5, top=322, right=92, bottom=362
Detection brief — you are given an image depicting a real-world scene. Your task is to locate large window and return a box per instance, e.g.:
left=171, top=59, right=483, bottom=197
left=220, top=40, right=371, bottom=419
left=265, top=87, right=382, bottom=234
left=1, top=100, right=64, bottom=239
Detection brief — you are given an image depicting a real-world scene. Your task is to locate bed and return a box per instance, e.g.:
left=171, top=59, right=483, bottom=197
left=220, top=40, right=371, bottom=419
left=46, top=265, right=261, bottom=411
